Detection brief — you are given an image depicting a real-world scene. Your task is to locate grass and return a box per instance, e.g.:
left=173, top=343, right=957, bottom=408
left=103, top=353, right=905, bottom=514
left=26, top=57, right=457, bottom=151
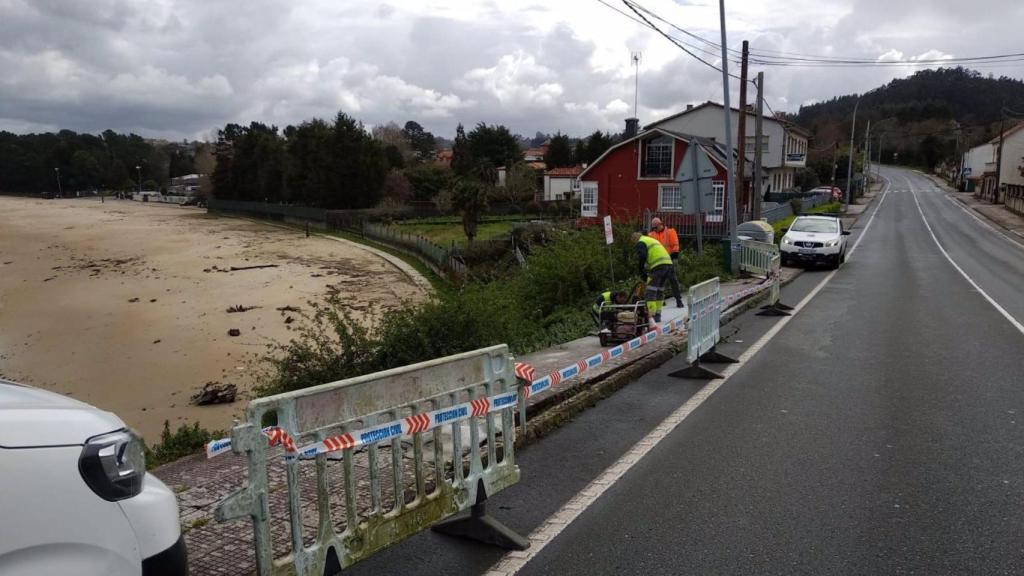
left=396, top=220, right=519, bottom=247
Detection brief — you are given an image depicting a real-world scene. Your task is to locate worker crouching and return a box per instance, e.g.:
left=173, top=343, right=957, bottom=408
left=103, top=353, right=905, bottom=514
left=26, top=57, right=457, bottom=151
left=592, top=290, right=628, bottom=328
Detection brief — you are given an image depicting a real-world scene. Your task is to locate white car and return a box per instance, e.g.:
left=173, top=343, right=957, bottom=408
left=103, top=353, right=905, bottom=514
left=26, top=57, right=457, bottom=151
left=780, top=215, right=850, bottom=269
left=0, top=379, right=187, bottom=576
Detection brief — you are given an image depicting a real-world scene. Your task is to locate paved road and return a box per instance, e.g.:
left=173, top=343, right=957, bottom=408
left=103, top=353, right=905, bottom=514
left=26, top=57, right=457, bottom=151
left=348, top=165, right=1024, bottom=575
left=510, top=166, right=1024, bottom=575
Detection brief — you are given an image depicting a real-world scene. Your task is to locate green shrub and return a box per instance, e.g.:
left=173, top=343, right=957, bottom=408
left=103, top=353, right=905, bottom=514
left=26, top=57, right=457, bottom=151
left=145, top=421, right=225, bottom=468
left=255, top=226, right=729, bottom=397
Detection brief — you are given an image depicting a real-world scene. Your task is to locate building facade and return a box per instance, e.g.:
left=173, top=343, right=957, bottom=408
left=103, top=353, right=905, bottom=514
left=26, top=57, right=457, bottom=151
left=644, top=101, right=810, bottom=207
left=576, top=128, right=734, bottom=235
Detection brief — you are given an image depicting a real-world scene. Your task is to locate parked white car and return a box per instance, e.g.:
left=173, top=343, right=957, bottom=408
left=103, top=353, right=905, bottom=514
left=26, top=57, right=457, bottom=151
left=0, top=379, right=187, bottom=576
left=780, top=215, right=850, bottom=269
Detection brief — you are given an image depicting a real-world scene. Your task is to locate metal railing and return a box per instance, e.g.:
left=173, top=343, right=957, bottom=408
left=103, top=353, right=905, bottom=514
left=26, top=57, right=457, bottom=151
left=642, top=210, right=730, bottom=239
left=358, top=221, right=466, bottom=277
left=214, top=345, right=522, bottom=575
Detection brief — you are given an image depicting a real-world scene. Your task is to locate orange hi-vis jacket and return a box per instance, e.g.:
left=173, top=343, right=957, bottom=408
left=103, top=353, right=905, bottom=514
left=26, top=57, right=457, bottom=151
left=648, top=227, right=680, bottom=255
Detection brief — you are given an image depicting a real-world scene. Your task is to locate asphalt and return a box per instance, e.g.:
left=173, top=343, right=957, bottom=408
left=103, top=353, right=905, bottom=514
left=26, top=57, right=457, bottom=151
left=342, top=212, right=865, bottom=574
left=515, top=166, right=1024, bottom=575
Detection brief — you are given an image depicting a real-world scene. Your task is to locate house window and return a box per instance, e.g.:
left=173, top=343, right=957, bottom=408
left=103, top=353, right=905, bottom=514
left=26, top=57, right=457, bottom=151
left=707, top=181, right=725, bottom=222
left=744, top=135, right=769, bottom=153
left=658, top=184, right=682, bottom=211
left=640, top=136, right=673, bottom=178
left=581, top=181, right=598, bottom=217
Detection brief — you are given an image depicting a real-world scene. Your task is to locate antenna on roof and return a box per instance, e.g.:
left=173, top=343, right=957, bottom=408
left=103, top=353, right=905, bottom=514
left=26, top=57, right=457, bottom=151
left=631, top=51, right=642, bottom=118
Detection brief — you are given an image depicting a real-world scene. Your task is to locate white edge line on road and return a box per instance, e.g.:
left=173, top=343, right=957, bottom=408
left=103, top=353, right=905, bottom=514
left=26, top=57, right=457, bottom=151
left=941, top=194, right=1024, bottom=252
left=486, top=179, right=893, bottom=576
left=911, top=189, right=1024, bottom=337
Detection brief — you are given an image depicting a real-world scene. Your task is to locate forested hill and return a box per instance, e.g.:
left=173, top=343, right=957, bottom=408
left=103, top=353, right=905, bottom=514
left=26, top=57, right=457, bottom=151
left=794, top=67, right=1024, bottom=172
left=797, top=67, right=1024, bottom=130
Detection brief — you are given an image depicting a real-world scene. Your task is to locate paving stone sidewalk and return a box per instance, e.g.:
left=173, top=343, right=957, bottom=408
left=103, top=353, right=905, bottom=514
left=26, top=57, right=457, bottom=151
left=153, top=268, right=795, bottom=575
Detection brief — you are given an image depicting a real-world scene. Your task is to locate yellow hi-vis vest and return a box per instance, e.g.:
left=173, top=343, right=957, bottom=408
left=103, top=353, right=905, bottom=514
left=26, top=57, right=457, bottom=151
left=638, top=235, right=673, bottom=270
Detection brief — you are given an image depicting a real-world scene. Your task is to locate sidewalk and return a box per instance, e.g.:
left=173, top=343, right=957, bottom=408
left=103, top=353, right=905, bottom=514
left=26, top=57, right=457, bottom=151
left=951, top=191, right=1024, bottom=241
left=153, top=267, right=798, bottom=575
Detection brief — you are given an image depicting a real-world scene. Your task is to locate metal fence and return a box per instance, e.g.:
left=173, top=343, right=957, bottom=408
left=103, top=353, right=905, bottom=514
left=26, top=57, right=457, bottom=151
left=643, top=192, right=833, bottom=235
left=208, top=198, right=467, bottom=278
left=214, top=345, right=523, bottom=575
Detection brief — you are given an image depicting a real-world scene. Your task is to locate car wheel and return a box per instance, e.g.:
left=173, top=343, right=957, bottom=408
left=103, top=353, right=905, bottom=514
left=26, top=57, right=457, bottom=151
left=840, top=249, right=846, bottom=264
left=829, top=254, right=840, bottom=270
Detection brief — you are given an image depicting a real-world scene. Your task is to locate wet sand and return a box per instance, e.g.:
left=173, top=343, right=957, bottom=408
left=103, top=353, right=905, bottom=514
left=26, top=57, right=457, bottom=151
left=0, top=197, right=426, bottom=440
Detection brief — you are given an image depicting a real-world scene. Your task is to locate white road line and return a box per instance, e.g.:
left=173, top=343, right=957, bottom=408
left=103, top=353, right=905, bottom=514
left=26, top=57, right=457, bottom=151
left=941, top=194, right=1024, bottom=251
left=486, top=178, right=893, bottom=576
left=911, top=189, right=1024, bottom=336
left=847, top=174, right=891, bottom=260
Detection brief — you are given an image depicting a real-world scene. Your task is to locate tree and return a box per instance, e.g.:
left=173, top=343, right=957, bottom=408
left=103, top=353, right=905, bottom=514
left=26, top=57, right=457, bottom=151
left=494, top=161, right=539, bottom=204
left=330, top=112, right=388, bottom=209
left=451, top=123, right=474, bottom=176
left=384, top=144, right=405, bottom=170
left=405, top=163, right=453, bottom=201
left=544, top=132, right=574, bottom=168
left=467, top=123, right=522, bottom=169
left=581, top=131, right=614, bottom=164
left=451, top=179, right=490, bottom=242
left=402, top=121, right=437, bottom=163
left=381, top=171, right=412, bottom=204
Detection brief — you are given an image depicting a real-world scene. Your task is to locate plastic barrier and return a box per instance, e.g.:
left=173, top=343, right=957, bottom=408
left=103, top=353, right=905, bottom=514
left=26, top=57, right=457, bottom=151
left=669, top=277, right=738, bottom=379
left=757, top=253, right=794, bottom=316
left=213, top=345, right=525, bottom=575
left=738, top=239, right=777, bottom=277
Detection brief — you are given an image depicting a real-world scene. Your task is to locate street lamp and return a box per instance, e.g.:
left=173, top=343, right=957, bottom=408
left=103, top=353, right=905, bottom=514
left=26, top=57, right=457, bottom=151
left=845, top=97, right=861, bottom=211
left=54, top=167, right=63, bottom=198
left=135, top=165, right=142, bottom=195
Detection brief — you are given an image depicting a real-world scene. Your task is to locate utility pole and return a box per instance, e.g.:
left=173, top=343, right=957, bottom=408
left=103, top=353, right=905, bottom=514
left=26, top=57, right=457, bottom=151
left=996, top=105, right=1005, bottom=203
left=736, top=40, right=749, bottom=221
left=830, top=141, right=838, bottom=186
left=862, top=120, right=871, bottom=195
left=753, top=71, right=765, bottom=220
left=845, top=98, right=861, bottom=211
left=717, top=0, right=739, bottom=274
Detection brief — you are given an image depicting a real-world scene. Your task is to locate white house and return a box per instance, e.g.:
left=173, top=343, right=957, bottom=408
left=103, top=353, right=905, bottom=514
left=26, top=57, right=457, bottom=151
left=644, top=101, right=811, bottom=202
left=542, top=166, right=584, bottom=201
left=961, top=142, right=992, bottom=193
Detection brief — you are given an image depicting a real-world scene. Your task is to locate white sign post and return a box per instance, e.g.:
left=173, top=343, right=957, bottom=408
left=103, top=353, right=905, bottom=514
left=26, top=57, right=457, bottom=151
left=603, top=215, right=615, bottom=285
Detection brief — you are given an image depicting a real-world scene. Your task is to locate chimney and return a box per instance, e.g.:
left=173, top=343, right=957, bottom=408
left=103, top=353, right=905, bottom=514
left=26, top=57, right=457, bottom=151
left=686, top=104, right=694, bottom=111
left=624, top=117, right=639, bottom=139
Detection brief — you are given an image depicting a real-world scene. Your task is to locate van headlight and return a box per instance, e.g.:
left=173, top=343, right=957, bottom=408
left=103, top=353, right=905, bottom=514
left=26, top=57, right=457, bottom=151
left=79, top=429, right=145, bottom=501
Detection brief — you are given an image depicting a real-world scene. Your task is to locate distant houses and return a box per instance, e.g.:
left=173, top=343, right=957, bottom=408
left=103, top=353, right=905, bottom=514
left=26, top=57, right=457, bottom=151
left=962, top=122, right=1024, bottom=216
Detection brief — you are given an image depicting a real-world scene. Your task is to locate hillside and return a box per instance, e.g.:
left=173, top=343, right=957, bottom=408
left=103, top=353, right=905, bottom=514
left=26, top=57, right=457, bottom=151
left=795, top=67, right=1024, bottom=173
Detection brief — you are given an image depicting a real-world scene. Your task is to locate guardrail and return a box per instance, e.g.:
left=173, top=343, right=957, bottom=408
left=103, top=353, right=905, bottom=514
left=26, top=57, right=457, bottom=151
left=213, top=345, right=525, bottom=575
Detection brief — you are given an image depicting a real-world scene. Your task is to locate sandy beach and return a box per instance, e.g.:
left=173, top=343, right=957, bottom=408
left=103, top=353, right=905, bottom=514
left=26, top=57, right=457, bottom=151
left=0, top=196, right=426, bottom=440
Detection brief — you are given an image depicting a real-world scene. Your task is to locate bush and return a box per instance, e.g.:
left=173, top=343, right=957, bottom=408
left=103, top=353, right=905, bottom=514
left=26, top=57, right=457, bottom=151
left=256, top=226, right=729, bottom=397
left=145, top=420, right=225, bottom=468
left=789, top=197, right=803, bottom=216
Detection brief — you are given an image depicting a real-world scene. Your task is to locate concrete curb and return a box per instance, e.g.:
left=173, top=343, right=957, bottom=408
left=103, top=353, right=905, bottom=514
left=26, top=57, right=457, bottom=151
left=516, top=274, right=800, bottom=448
left=516, top=185, right=887, bottom=447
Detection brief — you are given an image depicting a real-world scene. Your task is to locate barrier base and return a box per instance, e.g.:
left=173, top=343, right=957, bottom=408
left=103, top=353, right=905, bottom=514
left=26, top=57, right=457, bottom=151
left=757, top=303, right=792, bottom=316
left=700, top=348, right=738, bottom=364
left=668, top=362, right=724, bottom=380
left=432, top=484, right=529, bottom=550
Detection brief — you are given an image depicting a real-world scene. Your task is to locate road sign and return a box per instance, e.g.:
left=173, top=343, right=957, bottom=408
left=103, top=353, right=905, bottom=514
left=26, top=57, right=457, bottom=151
left=678, top=144, right=717, bottom=182
left=677, top=144, right=717, bottom=214
left=602, top=215, right=614, bottom=245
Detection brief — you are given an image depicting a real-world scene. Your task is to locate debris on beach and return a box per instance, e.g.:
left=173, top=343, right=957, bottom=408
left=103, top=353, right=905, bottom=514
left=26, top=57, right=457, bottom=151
left=229, top=264, right=278, bottom=271
left=276, top=305, right=300, bottom=312
left=226, top=304, right=258, bottom=313
left=227, top=328, right=241, bottom=337
left=190, top=381, right=237, bottom=406
left=128, top=297, right=139, bottom=302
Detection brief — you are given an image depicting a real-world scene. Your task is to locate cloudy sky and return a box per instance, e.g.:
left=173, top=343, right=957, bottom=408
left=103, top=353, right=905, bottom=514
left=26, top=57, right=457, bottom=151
left=1, top=0, right=1021, bottom=141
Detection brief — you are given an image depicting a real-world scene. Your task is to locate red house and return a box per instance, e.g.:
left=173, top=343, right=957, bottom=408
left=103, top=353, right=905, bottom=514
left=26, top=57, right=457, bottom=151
left=577, top=128, right=741, bottom=235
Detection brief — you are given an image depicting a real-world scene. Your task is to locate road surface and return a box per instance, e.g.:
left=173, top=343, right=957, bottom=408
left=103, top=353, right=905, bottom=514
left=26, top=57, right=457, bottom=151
left=348, top=165, right=1024, bottom=575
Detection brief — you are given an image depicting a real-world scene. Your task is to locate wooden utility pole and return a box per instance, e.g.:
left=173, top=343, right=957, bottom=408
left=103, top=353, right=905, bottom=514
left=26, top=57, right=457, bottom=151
left=996, top=104, right=1005, bottom=203
left=736, top=40, right=750, bottom=220
left=752, top=71, right=764, bottom=219
left=830, top=141, right=838, bottom=186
